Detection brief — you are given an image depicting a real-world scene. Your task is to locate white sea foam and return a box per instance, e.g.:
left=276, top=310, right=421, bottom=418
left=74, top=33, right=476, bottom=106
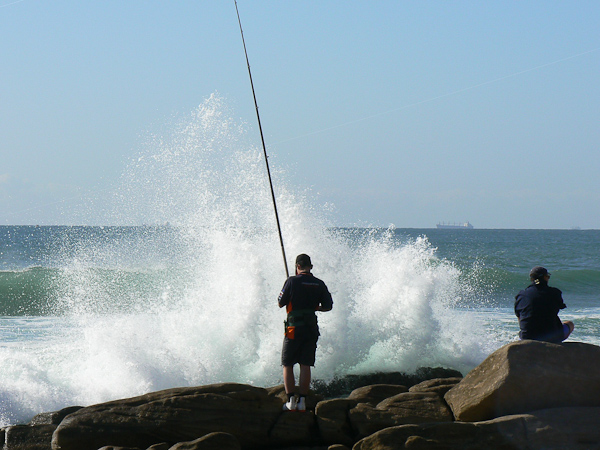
left=0, top=95, right=501, bottom=426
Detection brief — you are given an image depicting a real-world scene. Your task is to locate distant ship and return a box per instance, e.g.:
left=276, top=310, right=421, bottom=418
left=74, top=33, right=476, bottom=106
left=436, top=221, right=474, bottom=229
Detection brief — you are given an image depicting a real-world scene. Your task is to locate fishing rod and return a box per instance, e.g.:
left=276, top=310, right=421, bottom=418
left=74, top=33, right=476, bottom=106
left=234, top=0, right=290, bottom=279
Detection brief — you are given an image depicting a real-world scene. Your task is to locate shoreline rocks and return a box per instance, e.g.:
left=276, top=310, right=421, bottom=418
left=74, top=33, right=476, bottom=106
left=4, top=341, right=600, bottom=450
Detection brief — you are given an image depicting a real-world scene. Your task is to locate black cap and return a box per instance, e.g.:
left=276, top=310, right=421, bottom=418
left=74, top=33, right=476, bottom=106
left=529, top=266, right=549, bottom=280
left=295, top=254, right=312, bottom=267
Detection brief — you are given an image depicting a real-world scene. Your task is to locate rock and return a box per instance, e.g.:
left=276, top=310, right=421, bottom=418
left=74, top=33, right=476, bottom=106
left=353, top=406, right=600, bottom=450
left=6, top=348, right=598, bottom=450
left=146, top=442, right=171, bottom=450
left=28, top=407, right=83, bottom=426
left=348, top=385, right=408, bottom=405
left=445, top=340, right=600, bottom=421
left=97, top=447, right=141, bottom=450
left=524, top=407, right=600, bottom=449
left=269, top=410, right=320, bottom=447
left=408, top=377, right=462, bottom=397
left=168, top=432, right=241, bottom=450
left=146, top=442, right=166, bottom=450
left=271, top=447, right=328, bottom=450
left=146, top=444, right=170, bottom=450
left=267, top=384, right=323, bottom=411
left=312, top=368, right=462, bottom=398
left=353, top=421, right=496, bottom=450
left=315, top=399, right=358, bottom=446
left=51, top=383, right=283, bottom=450
left=4, top=424, right=57, bottom=450
left=403, top=435, right=441, bottom=449
left=267, top=385, right=329, bottom=447
left=349, top=392, right=453, bottom=438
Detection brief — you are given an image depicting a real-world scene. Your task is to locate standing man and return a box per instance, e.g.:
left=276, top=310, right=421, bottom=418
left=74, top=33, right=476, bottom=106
left=515, top=266, right=574, bottom=343
left=278, top=254, right=333, bottom=411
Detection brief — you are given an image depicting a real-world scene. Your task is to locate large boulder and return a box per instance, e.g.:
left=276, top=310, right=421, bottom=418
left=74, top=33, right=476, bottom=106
left=347, top=384, right=408, bottom=405
left=408, top=377, right=462, bottom=397
left=315, top=384, right=450, bottom=446
left=168, top=432, right=241, bottom=450
left=4, top=424, right=57, bottom=450
left=51, top=383, right=282, bottom=450
left=315, top=398, right=358, bottom=446
left=269, top=410, right=321, bottom=447
left=349, top=392, right=453, bottom=438
left=311, top=368, right=462, bottom=398
left=445, top=340, right=600, bottom=421
left=353, top=406, right=600, bottom=450
left=29, top=407, right=83, bottom=426
left=146, top=444, right=170, bottom=450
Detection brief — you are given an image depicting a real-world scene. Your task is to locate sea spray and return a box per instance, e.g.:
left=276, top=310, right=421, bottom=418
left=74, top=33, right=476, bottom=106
left=316, top=228, right=490, bottom=376
left=0, top=95, right=496, bottom=426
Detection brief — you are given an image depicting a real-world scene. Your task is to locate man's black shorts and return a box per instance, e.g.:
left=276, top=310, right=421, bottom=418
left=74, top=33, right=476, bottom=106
left=281, top=334, right=318, bottom=366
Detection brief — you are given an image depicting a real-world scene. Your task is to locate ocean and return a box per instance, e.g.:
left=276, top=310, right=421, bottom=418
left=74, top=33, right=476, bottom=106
left=1, top=225, right=599, bottom=427
left=1, top=97, right=599, bottom=426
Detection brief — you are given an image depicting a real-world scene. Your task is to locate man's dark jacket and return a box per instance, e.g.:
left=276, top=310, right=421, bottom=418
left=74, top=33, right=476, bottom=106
left=515, top=281, right=566, bottom=343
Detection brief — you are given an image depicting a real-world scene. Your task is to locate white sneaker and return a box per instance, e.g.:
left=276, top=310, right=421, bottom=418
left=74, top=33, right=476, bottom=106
left=297, top=396, right=306, bottom=412
left=283, top=396, right=297, bottom=411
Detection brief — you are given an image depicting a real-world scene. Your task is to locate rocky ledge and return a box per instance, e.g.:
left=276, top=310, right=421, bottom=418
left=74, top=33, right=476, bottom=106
left=3, top=340, right=600, bottom=450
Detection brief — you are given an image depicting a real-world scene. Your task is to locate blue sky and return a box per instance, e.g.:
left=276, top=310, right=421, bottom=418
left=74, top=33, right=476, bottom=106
left=1, top=1, right=599, bottom=228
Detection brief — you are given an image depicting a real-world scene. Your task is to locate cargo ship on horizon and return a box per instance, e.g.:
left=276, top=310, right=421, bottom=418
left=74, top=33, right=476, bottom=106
left=436, top=221, right=474, bottom=229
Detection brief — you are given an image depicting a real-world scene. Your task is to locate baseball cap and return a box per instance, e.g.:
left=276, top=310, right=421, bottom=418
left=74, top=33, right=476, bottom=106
left=529, top=266, right=550, bottom=280
left=295, top=254, right=312, bottom=267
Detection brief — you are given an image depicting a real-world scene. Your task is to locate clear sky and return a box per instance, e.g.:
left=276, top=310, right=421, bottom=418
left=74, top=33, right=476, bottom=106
left=1, top=1, right=599, bottom=229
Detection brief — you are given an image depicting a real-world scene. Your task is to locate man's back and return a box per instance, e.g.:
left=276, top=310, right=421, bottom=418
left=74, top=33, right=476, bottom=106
left=515, top=283, right=565, bottom=342
left=278, top=273, right=333, bottom=313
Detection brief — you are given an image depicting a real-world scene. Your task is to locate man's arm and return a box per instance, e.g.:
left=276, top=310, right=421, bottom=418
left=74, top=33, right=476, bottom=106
left=278, top=278, right=292, bottom=308
left=514, top=294, right=521, bottom=318
left=317, top=284, right=333, bottom=312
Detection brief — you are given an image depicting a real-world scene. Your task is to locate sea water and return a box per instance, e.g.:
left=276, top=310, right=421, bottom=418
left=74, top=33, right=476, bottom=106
left=1, top=95, right=599, bottom=426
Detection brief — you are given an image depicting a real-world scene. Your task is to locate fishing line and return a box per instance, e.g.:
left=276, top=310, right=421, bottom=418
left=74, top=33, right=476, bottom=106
left=270, top=47, right=600, bottom=146
left=234, top=0, right=290, bottom=278
left=0, top=0, right=25, bottom=8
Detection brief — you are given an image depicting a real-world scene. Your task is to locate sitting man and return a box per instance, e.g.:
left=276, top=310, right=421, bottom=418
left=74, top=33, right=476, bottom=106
left=514, top=266, right=574, bottom=343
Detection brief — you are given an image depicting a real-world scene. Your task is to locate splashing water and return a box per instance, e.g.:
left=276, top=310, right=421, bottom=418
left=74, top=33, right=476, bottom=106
left=0, top=94, right=498, bottom=426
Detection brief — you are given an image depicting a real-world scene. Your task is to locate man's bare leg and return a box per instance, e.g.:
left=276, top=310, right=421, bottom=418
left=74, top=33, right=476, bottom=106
left=283, top=365, right=296, bottom=395
left=298, top=364, right=311, bottom=396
